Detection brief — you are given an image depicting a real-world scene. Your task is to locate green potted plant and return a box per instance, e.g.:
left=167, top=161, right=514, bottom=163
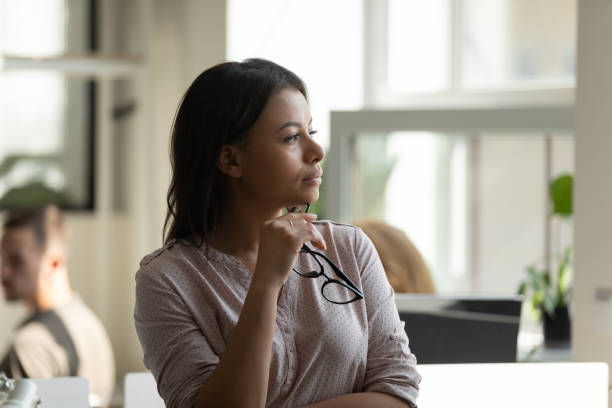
left=518, top=173, right=573, bottom=347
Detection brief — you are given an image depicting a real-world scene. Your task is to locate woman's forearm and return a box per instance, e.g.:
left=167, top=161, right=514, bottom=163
left=194, top=281, right=280, bottom=408
left=300, top=392, right=410, bottom=408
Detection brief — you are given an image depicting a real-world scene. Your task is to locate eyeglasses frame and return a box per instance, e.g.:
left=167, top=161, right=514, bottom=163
left=293, top=244, right=364, bottom=305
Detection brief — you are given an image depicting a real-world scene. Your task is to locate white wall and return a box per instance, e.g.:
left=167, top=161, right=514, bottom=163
left=573, top=0, right=612, bottom=405
left=109, top=0, right=227, bottom=376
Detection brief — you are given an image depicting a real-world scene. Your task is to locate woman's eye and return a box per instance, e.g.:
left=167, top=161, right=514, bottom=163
left=284, top=130, right=317, bottom=142
left=285, top=133, right=299, bottom=142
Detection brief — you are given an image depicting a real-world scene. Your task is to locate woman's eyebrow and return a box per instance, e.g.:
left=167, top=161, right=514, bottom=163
left=276, top=118, right=313, bottom=133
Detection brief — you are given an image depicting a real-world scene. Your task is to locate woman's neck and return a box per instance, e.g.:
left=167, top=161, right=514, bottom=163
left=207, top=195, right=282, bottom=261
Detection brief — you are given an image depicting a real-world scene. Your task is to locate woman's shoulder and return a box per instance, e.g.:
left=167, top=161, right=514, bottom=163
left=313, top=220, right=369, bottom=249
left=136, top=239, right=204, bottom=280
left=139, top=239, right=178, bottom=267
left=313, top=219, right=356, bottom=233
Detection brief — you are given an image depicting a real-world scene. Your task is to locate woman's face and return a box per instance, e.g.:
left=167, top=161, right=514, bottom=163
left=234, top=88, right=324, bottom=209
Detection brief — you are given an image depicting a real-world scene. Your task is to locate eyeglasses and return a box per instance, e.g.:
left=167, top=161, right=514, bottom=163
left=289, top=203, right=364, bottom=305
left=293, top=244, right=364, bottom=304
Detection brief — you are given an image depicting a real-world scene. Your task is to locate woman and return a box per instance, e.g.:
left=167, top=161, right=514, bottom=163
left=134, top=59, right=420, bottom=408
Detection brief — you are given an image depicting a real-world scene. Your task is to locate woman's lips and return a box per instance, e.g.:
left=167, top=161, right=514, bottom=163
left=302, top=172, right=323, bottom=185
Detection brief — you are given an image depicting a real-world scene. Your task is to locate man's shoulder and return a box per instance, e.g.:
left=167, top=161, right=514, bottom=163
left=18, top=309, right=66, bottom=336
left=14, top=319, right=55, bottom=342
left=11, top=319, right=69, bottom=378
left=12, top=318, right=63, bottom=362
left=57, top=296, right=103, bottom=326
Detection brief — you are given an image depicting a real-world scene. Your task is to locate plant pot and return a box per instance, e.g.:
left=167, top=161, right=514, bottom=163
left=543, top=305, right=571, bottom=348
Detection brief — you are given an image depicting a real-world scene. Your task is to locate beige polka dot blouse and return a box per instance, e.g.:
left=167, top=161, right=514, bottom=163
left=134, top=221, right=420, bottom=408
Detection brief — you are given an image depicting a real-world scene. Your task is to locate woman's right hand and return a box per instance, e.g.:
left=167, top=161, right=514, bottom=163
left=252, top=212, right=327, bottom=290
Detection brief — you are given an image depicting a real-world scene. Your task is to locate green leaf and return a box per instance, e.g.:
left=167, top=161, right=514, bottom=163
left=532, top=290, right=544, bottom=308
left=522, top=257, right=573, bottom=321
left=550, top=174, right=573, bottom=217
left=531, top=296, right=542, bottom=311
left=517, top=281, right=527, bottom=296
left=558, top=266, right=572, bottom=305
left=553, top=246, right=572, bottom=304
left=527, top=266, right=552, bottom=295
left=525, top=267, right=534, bottom=282
left=543, top=294, right=557, bottom=317
left=543, top=271, right=551, bottom=287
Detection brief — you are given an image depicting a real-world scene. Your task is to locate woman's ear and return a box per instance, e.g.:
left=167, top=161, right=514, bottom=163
left=217, top=144, right=243, bottom=178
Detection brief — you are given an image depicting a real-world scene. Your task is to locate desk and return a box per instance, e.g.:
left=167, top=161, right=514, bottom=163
left=418, top=362, right=608, bottom=407
left=519, top=344, right=572, bottom=362
left=516, top=330, right=572, bottom=362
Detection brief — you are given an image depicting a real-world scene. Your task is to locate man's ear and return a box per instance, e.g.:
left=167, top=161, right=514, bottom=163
left=48, top=254, right=64, bottom=274
left=39, top=251, right=64, bottom=281
left=217, top=144, right=244, bottom=178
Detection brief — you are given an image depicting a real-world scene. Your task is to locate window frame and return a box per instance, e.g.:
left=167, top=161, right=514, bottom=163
left=327, top=106, right=573, bottom=291
left=0, top=0, right=143, bottom=211
left=352, top=0, right=576, bottom=291
left=363, top=0, right=575, bottom=108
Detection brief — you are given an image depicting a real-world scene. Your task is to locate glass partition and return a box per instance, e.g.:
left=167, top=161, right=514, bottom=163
left=351, top=131, right=574, bottom=294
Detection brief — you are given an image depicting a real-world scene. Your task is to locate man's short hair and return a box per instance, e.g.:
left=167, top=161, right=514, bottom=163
left=2, top=206, right=66, bottom=251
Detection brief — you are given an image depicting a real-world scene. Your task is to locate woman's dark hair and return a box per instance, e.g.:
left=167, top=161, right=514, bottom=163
left=163, top=58, right=308, bottom=245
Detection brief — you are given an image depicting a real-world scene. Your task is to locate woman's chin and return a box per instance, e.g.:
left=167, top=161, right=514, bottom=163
left=305, top=191, right=319, bottom=205
left=290, top=190, right=319, bottom=205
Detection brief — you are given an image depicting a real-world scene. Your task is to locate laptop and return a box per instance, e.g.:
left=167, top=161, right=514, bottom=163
left=394, top=294, right=522, bottom=364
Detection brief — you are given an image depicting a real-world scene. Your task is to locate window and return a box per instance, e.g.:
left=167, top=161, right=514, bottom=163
left=0, top=73, right=95, bottom=209
left=227, top=0, right=364, bottom=149
left=460, top=0, right=576, bottom=89
left=0, top=0, right=96, bottom=209
left=351, top=131, right=573, bottom=294
left=369, top=0, right=576, bottom=103
left=326, top=0, right=577, bottom=294
left=328, top=105, right=574, bottom=295
left=387, top=0, right=450, bottom=93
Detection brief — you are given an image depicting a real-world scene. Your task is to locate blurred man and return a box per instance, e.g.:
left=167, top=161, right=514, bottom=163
left=0, top=206, right=115, bottom=407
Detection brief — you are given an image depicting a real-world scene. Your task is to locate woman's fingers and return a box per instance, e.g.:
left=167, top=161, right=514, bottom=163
left=253, top=212, right=327, bottom=289
left=309, top=235, right=327, bottom=251
left=286, top=213, right=327, bottom=251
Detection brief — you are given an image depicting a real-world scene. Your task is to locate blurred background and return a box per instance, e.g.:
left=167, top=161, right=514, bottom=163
left=2, top=0, right=611, bottom=403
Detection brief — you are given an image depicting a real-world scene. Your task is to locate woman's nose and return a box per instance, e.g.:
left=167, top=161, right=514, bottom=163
left=305, top=133, right=325, bottom=163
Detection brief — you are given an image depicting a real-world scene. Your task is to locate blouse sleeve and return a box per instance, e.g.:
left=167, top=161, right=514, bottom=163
left=355, top=227, right=421, bottom=407
left=134, top=257, right=219, bottom=408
